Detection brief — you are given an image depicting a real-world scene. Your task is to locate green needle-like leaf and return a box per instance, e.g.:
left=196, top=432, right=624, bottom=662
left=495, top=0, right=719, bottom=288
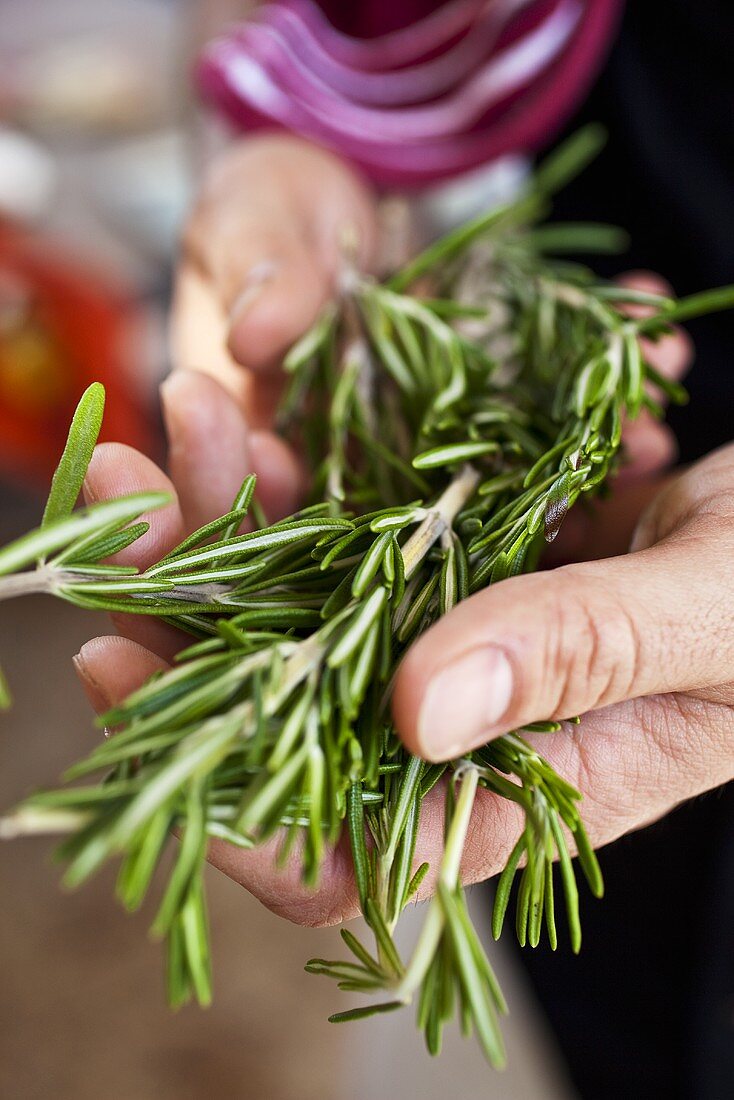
left=42, top=383, right=106, bottom=532
left=328, top=1001, right=403, bottom=1024
left=0, top=494, right=169, bottom=577
left=0, top=665, right=11, bottom=710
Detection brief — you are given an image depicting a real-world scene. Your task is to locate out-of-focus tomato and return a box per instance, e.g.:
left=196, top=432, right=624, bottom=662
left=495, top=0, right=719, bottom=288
left=0, top=224, right=155, bottom=488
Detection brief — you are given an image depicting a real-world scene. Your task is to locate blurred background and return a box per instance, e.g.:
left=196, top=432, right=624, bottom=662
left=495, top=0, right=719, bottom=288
left=0, top=1, right=575, bottom=1097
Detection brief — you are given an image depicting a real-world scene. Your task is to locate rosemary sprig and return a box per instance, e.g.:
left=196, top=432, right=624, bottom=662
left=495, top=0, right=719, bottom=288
left=2, top=129, right=734, bottom=1065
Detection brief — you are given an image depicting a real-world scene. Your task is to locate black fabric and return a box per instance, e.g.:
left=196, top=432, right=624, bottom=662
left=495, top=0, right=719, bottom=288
left=518, top=787, right=734, bottom=1099
left=516, top=4, right=734, bottom=1098
left=552, top=0, right=734, bottom=462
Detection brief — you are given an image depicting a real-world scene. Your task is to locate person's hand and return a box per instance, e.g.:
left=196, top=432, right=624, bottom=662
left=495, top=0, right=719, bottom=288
left=393, top=441, right=734, bottom=888
left=79, top=135, right=376, bottom=662
left=171, top=133, right=377, bottom=428
left=166, top=132, right=377, bottom=536
left=77, top=441, right=734, bottom=928
left=72, top=132, right=706, bottom=925
left=74, top=134, right=380, bottom=922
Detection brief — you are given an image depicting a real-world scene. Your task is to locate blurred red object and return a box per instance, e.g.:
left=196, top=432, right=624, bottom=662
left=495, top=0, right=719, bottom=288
left=0, top=223, right=154, bottom=489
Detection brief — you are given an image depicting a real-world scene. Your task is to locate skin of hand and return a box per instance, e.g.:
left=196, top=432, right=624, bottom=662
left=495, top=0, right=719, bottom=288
left=73, top=135, right=722, bottom=928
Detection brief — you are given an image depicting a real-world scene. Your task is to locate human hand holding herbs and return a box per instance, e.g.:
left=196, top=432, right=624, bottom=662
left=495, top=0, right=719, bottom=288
left=2, top=129, right=733, bottom=1065
left=82, top=135, right=692, bottom=916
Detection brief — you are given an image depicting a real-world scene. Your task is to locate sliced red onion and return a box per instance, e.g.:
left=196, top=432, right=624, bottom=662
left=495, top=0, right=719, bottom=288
left=259, top=0, right=535, bottom=106
left=217, top=1, right=579, bottom=143
left=275, top=0, right=488, bottom=70
left=197, top=0, right=624, bottom=190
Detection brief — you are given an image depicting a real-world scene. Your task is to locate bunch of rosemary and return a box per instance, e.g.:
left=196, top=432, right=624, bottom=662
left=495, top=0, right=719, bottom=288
left=2, top=129, right=733, bottom=1066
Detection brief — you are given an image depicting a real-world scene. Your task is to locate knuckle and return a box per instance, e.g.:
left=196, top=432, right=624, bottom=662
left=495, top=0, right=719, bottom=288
left=180, top=148, right=264, bottom=270
left=196, top=142, right=253, bottom=202
left=643, top=325, right=694, bottom=378
left=542, top=573, right=643, bottom=718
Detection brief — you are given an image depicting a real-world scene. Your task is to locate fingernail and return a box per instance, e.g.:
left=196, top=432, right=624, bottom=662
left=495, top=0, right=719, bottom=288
left=82, top=448, right=103, bottom=505
left=417, top=647, right=514, bottom=761
left=228, top=260, right=278, bottom=327
left=73, top=645, right=110, bottom=716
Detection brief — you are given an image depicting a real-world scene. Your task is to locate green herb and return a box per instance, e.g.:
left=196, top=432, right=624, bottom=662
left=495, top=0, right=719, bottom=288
left=2, top=129, right=733, bottom=1065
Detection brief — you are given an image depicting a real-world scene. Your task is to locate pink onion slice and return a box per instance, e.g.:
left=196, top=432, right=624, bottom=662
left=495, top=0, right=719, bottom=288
left=276, top=0, right=487, bottom=70
left=197, top=0, right=624, bottom=189
left=260, top=0, right=536, bottom=106
left=215, top=1, right=580, bottom=143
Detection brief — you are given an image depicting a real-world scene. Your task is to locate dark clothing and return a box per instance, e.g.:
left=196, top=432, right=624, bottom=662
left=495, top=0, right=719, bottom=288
left=522, top=5, right=734, bottom=1097
left=519, top=790, right=734, bottom=1099
left=553, top=0, right=734, bottom=462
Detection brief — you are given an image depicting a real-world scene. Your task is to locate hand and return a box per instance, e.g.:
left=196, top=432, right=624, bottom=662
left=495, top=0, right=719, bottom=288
left=75, top=135, right=380, bottom=921
left=166, top=132, right=377, bottom=532
left=80, top=446, right=734, bottom=928
left=73, top=135, right=704, bottom=925
left=80, top=135, right=377, bottom=662
left=171, top=133, right=376, bottom=424
left=393, top=442, right=734, bottom=889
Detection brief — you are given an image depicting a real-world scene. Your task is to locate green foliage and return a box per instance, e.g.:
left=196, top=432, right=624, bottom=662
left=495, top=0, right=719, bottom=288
left=41, top=382, right=106, bottom=531
left=2, top=129, right=732, bottom=1065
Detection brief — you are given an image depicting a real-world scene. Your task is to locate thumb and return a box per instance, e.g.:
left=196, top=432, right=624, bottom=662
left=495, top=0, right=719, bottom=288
left=392, top=515, right=734, bottom=762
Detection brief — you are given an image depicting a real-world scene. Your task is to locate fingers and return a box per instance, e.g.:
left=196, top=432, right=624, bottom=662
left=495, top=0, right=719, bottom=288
left=206, top=831, right=361, bottom=928
left=247, top=430, right=305, bottom=521
left=70, top=637, right=474, bottom=925
left=546, top=475, right=672, bottom=565
left=393, top=454, right=734, bottom=762
left=432, top=688, right=734, bottom=891
left=160, top=370, right=303, bottom=532
left=73, top=635, right=169, bottom=714
left=616, top=271, right=694, bottom=383
left=71, top=636, right=734, bottom=923
left=616, top=415, right=677, bottom=484
left=72, top=634, right=363, bottom=926
left=546, top=271, right=693, bottom=565
left=70, top=637, right=516, bottom=922
left=614, top=272, right=693, bottom=486
left=173, top=135, right=377, bottom=385
left=84, top=376, right=303, bottom=659
left=629, top=439, right=734, bottom=552
left=83, top=442, right=187, bottom=660
left=520, top=685, right=734, bottom=861
left=83, top=442, right=185, bottom=570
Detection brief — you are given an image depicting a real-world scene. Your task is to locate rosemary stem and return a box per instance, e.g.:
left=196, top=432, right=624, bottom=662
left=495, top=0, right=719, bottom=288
left=401, top=464, right=480, bottom=579
left=0, top=807, right=89, bottom=838
left=392, top=765, right=479, bottom=1003
left=265, top=633, right=325, bottom=713
left=159, top=583, right=233, bottom=605
left=0, top=567, right=55, bottom=602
